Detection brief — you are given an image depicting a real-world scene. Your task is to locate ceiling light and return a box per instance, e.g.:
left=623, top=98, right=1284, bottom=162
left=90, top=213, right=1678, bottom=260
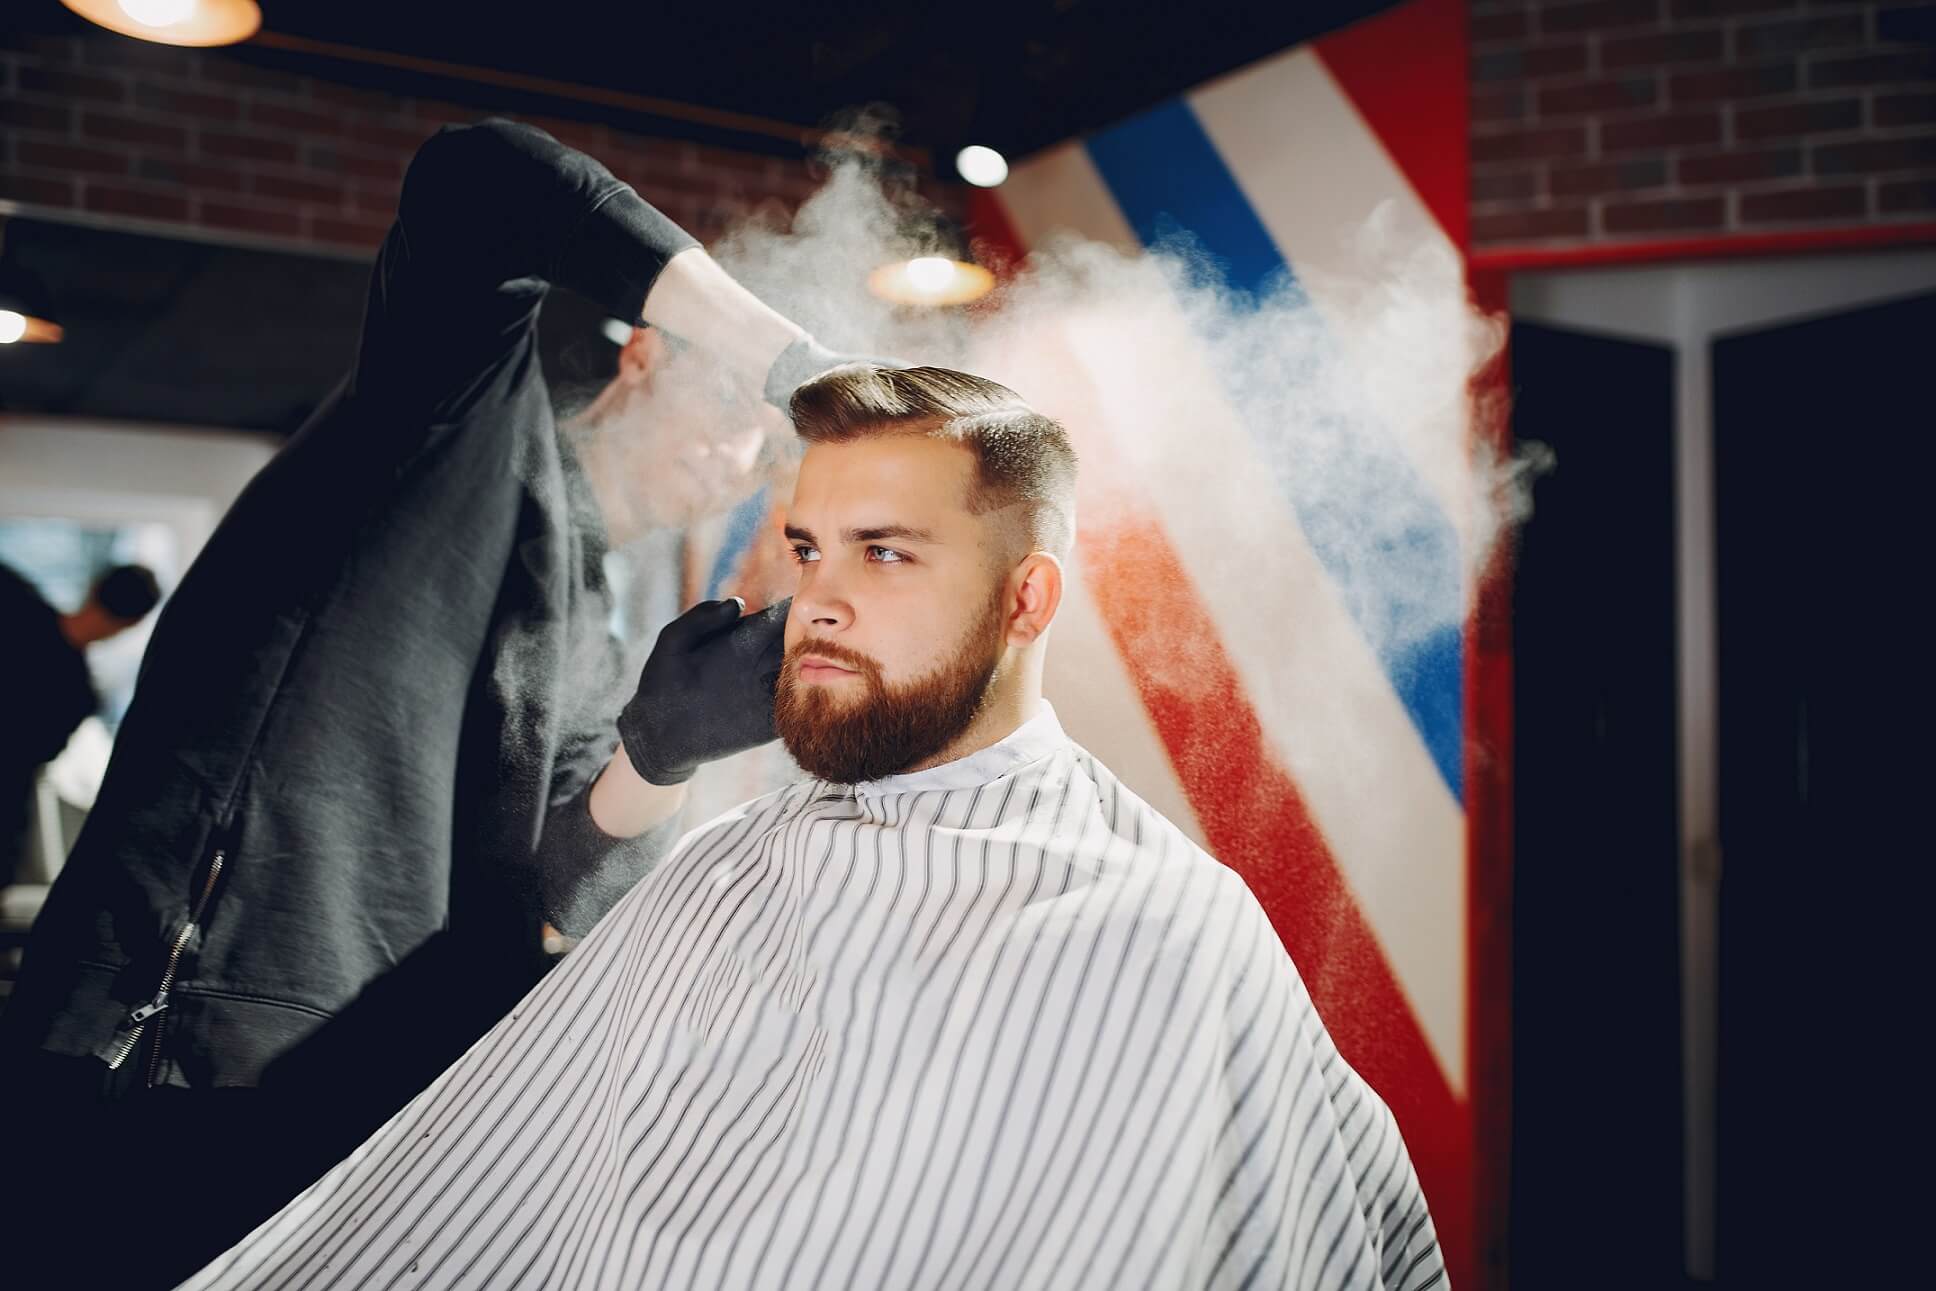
left=0, top=251, right=63, bottom=345
left=904, top=256, right=955, bottom=292
left=956, top=147, right=1014, bottom=189
left=121, top=0, right=197, bottom=24
left=867, top=256, right=995, bottom=308
left=0, top=309, right=63, bottom=345
left=61, top=0, right=262, bottom=47
left=955, top=146, right=1009, bottom=188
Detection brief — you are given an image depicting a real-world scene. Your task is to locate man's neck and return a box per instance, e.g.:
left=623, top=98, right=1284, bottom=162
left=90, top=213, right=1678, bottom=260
left=900, top=665, right=1044, bottom=776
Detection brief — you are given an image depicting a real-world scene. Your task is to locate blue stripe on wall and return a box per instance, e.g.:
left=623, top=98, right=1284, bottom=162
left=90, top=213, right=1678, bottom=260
left=1085, top=99, right=1466, bottom=801
left=704, top=486, right=771, bottom=601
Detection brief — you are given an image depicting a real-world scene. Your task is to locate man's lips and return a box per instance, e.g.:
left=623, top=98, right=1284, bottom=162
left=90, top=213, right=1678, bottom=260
left=798, top=654, right=860, bottom=681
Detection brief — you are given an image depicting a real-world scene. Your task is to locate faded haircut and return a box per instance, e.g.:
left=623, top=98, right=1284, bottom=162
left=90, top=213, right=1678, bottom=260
left=787, top=365, right=1078, bottom=559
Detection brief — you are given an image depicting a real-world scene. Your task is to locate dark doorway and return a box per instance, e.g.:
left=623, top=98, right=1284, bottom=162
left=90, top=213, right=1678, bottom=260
left=1710, top=289, right=1934, bottom=1287
left=1510, top=321, right=1683, bottom=1287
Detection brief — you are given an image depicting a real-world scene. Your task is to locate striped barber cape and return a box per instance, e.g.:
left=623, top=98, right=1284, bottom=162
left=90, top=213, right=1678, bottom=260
left=182, top=705, right=1446, bottom=1290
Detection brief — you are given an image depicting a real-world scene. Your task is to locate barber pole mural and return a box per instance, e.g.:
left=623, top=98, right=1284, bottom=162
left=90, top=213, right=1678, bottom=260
left=697, top=0, right=1500, bottom=1282
left=971, top=1, right=1498, bottom=1284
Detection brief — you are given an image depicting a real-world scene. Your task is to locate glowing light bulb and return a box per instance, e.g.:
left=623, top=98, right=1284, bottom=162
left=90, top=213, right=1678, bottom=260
left=63, top=0, right=258, bottom=45
left=119, top=0, right=198, bottom=25
left=955, top=145, right=1009, bottom=188
left=0, top=311, right=27, bottom=345
left=867, top=258, right=993, bottom=307
left=904, top=257, right=956, bottom=293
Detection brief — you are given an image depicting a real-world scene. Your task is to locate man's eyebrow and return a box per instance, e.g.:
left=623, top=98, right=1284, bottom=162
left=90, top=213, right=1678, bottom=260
left=847, top=525, right=939, bottom=545
left=782, top=523, right=941, bottom=546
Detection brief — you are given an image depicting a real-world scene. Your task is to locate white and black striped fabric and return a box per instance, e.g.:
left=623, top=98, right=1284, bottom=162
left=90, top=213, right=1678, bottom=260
left=182, top=706, right=1446, bottom=1290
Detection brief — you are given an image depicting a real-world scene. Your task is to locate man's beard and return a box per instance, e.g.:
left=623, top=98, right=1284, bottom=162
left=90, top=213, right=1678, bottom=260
left=773, top=588, right=1006, bottom=784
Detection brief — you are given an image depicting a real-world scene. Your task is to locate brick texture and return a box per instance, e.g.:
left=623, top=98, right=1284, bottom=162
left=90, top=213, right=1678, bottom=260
left=1876, top=93, right=1936, bottom=128
left=1548, top=156, right=1671, bottom=197
left=1601, top=110, right=1723, bottom=152
left=1601, top=193, right=1727, bottom=232
left=1472, top=205, right=1593, bottom=240
left=0, top=32, right=947, bottom=256
left=1469, top=0, right=1936, bottom=247
left=1737, top=184, right=1868, bottom=222
left=1880, top=176, right=1936, bottom=213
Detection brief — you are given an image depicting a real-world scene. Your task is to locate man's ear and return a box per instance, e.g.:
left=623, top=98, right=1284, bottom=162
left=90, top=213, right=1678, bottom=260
left=1006, top=552, right=1064, bottom=647
left=616, top=325, right=667, bottom=386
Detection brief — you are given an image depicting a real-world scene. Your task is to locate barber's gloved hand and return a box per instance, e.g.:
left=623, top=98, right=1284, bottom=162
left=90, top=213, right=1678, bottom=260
left=762, top=337, right=907, bottom=410
left=617, top=597, right=791, bottom=786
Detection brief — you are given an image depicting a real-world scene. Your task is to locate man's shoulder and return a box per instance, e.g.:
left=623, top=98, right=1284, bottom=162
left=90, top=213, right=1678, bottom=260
left=1063, top=741, right=1229, bottom=871
left=1059, top=740, right=1265, bottom=921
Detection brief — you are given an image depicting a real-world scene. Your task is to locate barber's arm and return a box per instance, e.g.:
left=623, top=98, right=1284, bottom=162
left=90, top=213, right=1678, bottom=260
left=354, top=118, right=690, bottom=415
left=533, top=597, right=789, bottom=935
left=363, top=115, right=857, bottom=420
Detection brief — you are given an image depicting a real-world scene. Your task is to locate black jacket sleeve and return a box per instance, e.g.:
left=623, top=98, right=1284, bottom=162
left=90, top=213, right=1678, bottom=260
left=535, top=784, right=685, bottom=937
left=352, top=117, right=700, bottom=420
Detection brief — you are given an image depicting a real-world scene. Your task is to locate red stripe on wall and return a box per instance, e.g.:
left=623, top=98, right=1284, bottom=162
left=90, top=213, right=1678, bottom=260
left=974, top=185, right=1476, bottom=1290
left=1314, top=0, right=1470, bottom=249
left=1466, top=266, right=1515, bottom=1288
left=966, top=186, right=1030, bottom=284
left=1077, top=503, right=1474, bottom=1291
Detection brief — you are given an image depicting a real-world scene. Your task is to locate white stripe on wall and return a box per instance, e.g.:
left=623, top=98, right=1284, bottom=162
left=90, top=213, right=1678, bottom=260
left=1189, top=48, right=1481, bottom=561
left=992, top=148, right=1467, bottom=1090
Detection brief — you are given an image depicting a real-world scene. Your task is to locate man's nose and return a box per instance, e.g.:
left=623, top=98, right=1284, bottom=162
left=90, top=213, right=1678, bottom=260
left=793, top=569, right=851, bottom=631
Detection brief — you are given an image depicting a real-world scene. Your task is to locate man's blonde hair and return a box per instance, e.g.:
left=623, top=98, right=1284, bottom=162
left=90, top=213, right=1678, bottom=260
left=788, top=365, right=1078, bottom=559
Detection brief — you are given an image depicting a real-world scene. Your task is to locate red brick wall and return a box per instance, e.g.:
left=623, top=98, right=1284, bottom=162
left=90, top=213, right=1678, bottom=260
left=0, top=30, right=882, bottom=254
left=1469, top=0, right=1936, bottom=247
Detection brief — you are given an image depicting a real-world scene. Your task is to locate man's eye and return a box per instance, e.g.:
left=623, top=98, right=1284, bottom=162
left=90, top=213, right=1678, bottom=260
left=790, top=544, right=820, bottom=564
left=867, top=546, right=906, bottom=564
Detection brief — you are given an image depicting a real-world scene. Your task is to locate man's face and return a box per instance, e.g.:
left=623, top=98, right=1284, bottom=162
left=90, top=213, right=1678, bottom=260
left=577, top=332, right=780, bottom=532
left=774, top=434, right=1012, bottom=782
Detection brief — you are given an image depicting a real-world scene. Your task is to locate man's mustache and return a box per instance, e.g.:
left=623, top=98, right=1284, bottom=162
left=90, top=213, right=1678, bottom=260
left=786, top=637, right=882, bottom=677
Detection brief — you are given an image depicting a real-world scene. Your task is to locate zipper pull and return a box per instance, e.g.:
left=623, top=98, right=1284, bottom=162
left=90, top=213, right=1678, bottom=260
left=129, top=994, right=170, bottom=1025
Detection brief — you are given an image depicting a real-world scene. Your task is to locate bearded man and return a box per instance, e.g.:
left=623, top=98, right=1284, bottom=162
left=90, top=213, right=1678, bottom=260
left=182, top=366, right=1448, bottom=1291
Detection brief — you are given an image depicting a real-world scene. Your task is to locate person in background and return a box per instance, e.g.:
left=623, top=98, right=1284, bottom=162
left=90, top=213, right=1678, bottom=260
left=0, top=118, right=865, bottom=1289
left=0, top=562, right=160, bottom=886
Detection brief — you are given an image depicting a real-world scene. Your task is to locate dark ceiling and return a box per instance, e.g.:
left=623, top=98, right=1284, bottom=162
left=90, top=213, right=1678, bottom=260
left=32, top=0, right=1399, bottom=164
left=256, top=0, right=1397, bottom=162
left=0, top=216, right=624, bottom=433
left=4, top=0, right=1399, bottom=435
left=0, top=219, right=367, bottom=431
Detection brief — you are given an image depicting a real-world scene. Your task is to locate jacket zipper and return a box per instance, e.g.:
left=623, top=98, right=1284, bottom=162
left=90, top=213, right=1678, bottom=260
left=104, top=848, right=227, bottom=1084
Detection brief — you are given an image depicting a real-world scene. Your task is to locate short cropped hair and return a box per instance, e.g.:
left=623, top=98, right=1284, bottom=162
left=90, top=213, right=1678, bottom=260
left=788, top=365, right=1078, bottom=559
left=91, top=564, right=161, bottom=622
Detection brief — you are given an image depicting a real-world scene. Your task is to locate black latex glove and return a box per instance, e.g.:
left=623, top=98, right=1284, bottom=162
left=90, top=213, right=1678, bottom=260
left=762, top=338, right=906, bottom=410
left=617, top=597, right=791, bottom=786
